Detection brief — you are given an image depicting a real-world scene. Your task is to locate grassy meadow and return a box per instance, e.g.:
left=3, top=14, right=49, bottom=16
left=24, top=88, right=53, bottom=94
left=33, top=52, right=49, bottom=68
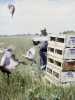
left=0, top=36, right=75, bottom=100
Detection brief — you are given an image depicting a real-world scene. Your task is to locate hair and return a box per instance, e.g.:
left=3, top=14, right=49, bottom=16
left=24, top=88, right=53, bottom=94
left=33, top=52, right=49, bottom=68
left=6, top=48, right=12, bottom=52
left=32, top=40, right=40, bottom=46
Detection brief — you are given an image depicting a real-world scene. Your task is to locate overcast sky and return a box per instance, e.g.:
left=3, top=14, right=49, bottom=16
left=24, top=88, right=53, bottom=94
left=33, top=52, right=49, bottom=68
left=0, top=0, right=75, bottom=35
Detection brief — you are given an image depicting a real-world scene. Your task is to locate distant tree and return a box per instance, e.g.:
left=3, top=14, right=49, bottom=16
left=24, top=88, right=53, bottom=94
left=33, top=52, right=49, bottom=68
left=41, top=28, right=48, bottom=36
left=35, top=33, right=39, bottom=35
left=63, top=30, right=75, bottom=34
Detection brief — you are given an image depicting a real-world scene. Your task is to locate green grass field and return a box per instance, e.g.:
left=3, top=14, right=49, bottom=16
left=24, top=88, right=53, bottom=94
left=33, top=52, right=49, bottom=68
left=0, top=36, right=75, bottom=100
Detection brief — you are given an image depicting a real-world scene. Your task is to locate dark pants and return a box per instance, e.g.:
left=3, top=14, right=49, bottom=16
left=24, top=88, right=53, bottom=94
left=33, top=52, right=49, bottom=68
left=40, top=51, right=47, bottom=66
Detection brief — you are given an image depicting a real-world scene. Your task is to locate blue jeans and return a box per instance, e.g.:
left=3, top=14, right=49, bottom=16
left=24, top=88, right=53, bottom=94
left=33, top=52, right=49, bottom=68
left=40, top=52, right=47, bottom=66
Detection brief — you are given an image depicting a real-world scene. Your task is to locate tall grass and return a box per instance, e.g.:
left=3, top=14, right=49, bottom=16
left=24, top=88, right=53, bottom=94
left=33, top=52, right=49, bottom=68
left=0, top=36, right=75, bottom=100
left=0, top=68, right=75, bottom=100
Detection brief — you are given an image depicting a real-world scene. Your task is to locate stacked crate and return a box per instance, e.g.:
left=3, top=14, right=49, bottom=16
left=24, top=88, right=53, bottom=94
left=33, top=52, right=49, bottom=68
left=46, top=33, right=75, bottom=85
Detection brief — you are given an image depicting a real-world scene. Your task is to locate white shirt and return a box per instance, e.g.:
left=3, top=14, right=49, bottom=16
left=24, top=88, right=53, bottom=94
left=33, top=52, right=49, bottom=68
left=5, top=58, right=18, bottom=71
left=0, top=50, right=18, bottom=71
left=25, top=47, right=35, bottom=60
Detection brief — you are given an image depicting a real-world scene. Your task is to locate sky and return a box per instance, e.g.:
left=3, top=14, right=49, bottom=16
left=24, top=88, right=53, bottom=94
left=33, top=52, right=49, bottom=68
left=0, top=0, right=75, bottom=35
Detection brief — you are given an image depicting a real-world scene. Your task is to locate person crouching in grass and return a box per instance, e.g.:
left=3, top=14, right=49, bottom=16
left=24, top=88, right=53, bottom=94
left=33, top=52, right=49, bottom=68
left=0, top=48, right=26, bottom=78
left=24, top=42, right=37, bottom=65
left=0, top=48, right=18, bottom=77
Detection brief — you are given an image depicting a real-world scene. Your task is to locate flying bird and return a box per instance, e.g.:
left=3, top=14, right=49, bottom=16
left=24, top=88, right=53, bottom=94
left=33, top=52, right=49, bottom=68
left=8, top=0, right=15, bottom=17
left=8, top=4, right=15, bottom=16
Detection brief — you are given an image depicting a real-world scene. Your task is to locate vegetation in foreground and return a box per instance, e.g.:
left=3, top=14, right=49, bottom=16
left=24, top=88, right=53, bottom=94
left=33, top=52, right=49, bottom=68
left=0, top=36, right=75, bottom=100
